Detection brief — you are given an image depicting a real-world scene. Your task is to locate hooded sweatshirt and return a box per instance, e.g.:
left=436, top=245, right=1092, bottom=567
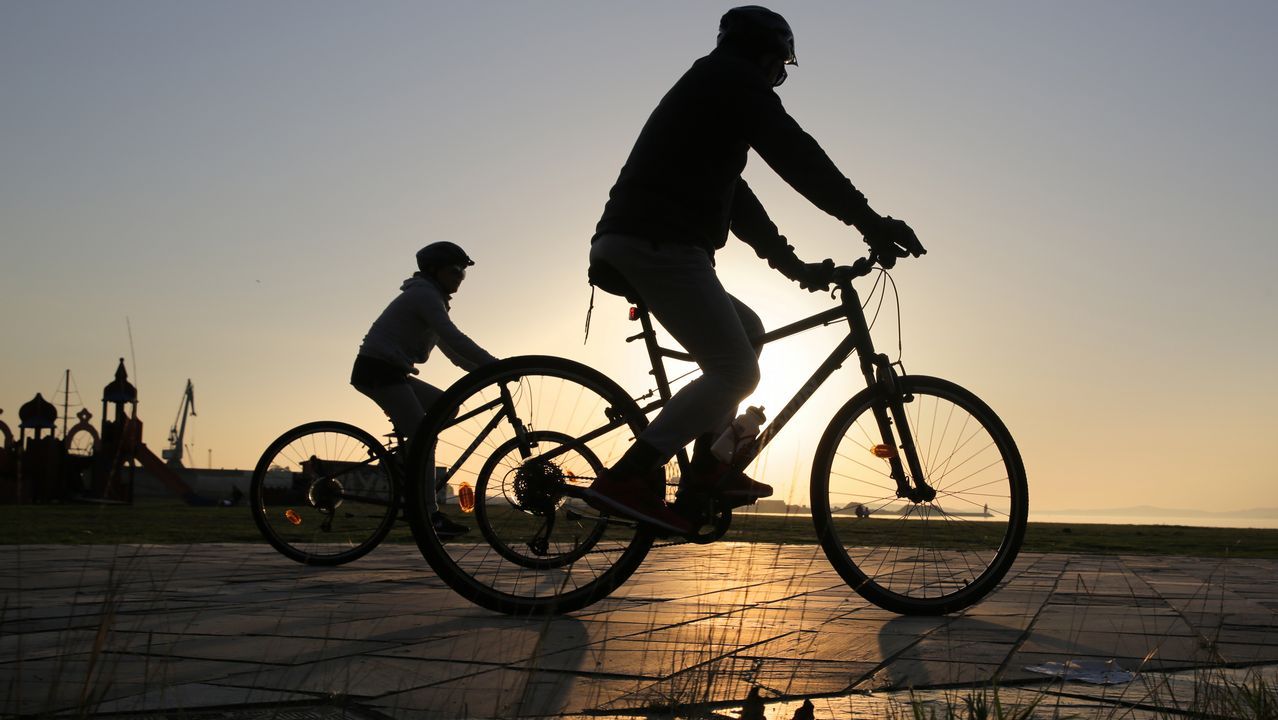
left=593, top=45, right=878, bottom=264
left=356, top=275, right=497, bottom=377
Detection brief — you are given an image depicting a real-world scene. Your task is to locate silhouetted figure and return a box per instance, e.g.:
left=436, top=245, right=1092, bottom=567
left=794, top=699, right=816, bottom=720
left=739, top=686, right=765, bottom=720
left=583, top=6, right=925, bottom=535
left=351, top=242, right=498, bottom=538
left=220, top=484, right=244, bottom=507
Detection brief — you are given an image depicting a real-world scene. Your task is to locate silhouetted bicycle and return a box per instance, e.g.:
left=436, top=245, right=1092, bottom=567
left=403, top=253, right=1027, bottom=615
left=250, top=422, right=406, bottom=565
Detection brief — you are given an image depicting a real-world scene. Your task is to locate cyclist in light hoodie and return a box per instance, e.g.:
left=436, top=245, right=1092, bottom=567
left=351, top=241, right=498, bottom=536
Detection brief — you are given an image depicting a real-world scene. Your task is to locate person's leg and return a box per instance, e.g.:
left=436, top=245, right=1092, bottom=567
left=353, top=382, right=427, bottom=442
left=689, top=293, right=765, bottom=472
left=593, top=236, right=760, bottom=462
left=404, top=377, right=443, bottom=434
left=354, top=379, right=467, bottom=536
left=402, top=377, right=456, bottom=515
left=585, top=236, right=766, bottom=532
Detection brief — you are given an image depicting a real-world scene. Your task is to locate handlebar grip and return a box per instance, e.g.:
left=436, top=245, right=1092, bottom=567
left=833, top=257, right=876, bottom=283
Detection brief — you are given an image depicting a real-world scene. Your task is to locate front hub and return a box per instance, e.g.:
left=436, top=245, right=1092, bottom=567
left=901, top=483, right=937, bottom=503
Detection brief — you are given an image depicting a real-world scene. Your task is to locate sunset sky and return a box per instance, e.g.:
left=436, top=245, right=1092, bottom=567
left=3, top=1, right=1275, bottom=515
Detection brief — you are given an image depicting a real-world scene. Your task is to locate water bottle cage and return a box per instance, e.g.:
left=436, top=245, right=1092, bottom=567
left=712, top=407, right=766, bottom=464
left=730, top=439, right=759, bottom=470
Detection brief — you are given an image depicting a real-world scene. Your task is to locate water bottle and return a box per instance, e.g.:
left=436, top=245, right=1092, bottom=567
left=711, top=406, right=766, bottom=463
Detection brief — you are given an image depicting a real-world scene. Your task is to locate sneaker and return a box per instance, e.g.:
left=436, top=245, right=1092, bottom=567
left=681, top=462, right=773, bottom=506
left=432, top=511, right=469, bottom=539
left=715, top=471, right=773, bottom=500
left=581, top=471, right=693, bottom=536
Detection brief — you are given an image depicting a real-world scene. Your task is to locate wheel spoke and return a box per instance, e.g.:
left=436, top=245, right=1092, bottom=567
left=250, top=422, right=398, bottom=565
left=813, top=376, right=1026, bottom=615
left=404, top=359, right=653, bottom=615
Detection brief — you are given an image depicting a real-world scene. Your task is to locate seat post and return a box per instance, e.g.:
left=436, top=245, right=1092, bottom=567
left=634, top=304, right=675, bottom=402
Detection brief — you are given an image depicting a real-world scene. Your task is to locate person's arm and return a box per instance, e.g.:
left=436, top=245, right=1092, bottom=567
left=735, top=76, right=926, bottom=264
left=736, top=81, right=881, bottom=234
left=730, top=178, right=788, bottom=262
left=416, top=286, right=498, bottom=372
left=731, top=178, right=835, bottom=292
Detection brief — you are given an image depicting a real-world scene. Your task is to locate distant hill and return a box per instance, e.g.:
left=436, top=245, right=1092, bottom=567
left=1049, top=505, right=1278, bottom=519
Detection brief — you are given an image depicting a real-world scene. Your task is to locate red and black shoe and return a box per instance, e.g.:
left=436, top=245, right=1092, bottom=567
left=581, top=470, right=692, bottom=536
left=681, top=461, right=773, bottom=509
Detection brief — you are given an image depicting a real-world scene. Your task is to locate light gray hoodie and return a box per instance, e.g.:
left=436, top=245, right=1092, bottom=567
left=357, top=276, right=497, bottom=374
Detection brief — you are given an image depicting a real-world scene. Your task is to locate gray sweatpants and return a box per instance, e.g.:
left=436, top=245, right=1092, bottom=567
left=354, top=377, right=450, bottom=508
left=590, top=234, right=763, bottom=459
left=353, top=376, right=443, bottom=445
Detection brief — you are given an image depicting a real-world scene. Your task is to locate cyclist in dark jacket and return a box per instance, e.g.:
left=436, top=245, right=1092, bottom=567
left=585, top=6, right=925, bottom=535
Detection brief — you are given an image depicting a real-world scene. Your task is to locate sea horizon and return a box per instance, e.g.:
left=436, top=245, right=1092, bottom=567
left=736, top=505, right=1278, bottom=530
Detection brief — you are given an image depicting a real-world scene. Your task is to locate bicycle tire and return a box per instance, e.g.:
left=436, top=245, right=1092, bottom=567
left=811, top=375, right=1027, bottom=615
left=404, top=355, right=654, bottom=615
left=250, top=421, right=399, bottom=566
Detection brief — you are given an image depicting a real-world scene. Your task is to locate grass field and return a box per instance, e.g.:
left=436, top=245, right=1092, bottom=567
left=3, top=499, right=1278, bottom=558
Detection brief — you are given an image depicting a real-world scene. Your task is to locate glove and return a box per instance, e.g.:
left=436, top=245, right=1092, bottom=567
left=772, top=249, right=834, bottom=292
left=794, top=259, right=835, bottom=293
left=864, top=216, right=926, bottom=269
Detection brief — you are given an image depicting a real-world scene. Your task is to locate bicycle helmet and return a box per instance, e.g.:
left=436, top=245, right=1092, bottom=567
left=416, top=241, right=474, bottom=274
left=717, top=6, right=797, bottom=67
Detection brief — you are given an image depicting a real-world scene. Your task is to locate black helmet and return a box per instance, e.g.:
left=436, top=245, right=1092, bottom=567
left=717, top=6, right=796, bottom=67
left=416, top=241, right=474, bottom=274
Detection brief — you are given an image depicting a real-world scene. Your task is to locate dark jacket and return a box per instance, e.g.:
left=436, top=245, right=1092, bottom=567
left=593, top=46, right=877, bottom=264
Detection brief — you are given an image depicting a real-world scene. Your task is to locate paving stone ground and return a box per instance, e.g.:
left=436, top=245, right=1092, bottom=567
left=3, top=543, right=1277, bottom=719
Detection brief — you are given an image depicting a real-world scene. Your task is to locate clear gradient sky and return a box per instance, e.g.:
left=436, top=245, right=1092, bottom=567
left=3, top=1, right=1275, bottom=514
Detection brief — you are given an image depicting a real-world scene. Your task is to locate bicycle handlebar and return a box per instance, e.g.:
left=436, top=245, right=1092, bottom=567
left=831, top=253, right=884, bottom=286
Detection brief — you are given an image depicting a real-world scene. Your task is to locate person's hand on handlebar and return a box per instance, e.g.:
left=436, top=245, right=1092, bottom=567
left=794, top=258, right=835, bottom=292
left=864, top=216, right=926, bottom=269
left=771, top=245, right=837, bottom=292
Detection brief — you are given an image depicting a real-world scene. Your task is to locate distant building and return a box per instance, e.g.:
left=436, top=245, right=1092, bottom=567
left=0, top=359, right=212, bottom=505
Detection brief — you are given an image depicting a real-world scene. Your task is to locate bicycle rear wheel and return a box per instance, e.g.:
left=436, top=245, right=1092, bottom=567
left=250, top=421, right=398, bottom=565
left=811, top=375, right=1027, bottom=615
left=404, top=356, right=653, bottom=615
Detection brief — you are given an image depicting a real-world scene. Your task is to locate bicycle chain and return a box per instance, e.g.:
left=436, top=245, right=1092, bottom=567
left=564, top=535, right=690, bottom=557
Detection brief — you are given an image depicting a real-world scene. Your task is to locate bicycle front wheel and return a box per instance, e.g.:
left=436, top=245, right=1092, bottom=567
left=812, top=375, right=1027, bottom=615
left=404, top=356, right=654, bottom=615
left=250, top=421, right=398, bottom=565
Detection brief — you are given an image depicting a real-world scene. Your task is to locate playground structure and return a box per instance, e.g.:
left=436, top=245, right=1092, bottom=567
left=0, top=359, right=213, bottom=505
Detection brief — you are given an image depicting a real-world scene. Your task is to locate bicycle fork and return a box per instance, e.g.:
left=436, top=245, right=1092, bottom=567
left=865, top=354, right=935, bottom=503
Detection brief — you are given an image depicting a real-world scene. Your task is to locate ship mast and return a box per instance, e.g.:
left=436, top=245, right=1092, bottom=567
left=62, top=369, right=69, bottom=437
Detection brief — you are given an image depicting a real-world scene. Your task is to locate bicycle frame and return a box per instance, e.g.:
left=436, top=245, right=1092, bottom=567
left=407, top=259, right=1028, bottom=615
left=425, top=270, right=932, bottom=503
left=626, top=273, right=933, bottom=501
